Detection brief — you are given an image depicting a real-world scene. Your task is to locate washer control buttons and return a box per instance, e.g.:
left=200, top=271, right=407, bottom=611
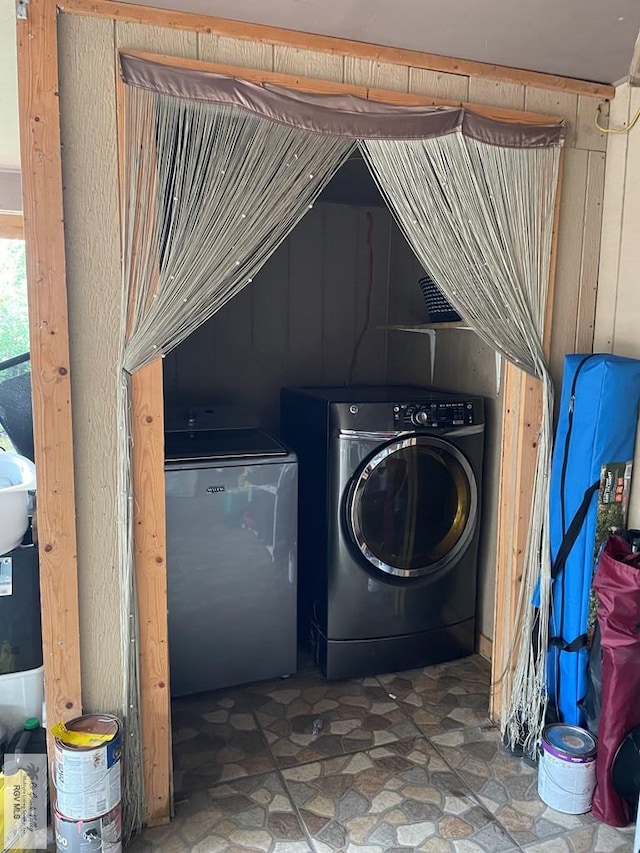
left=393, top=400, right=477, bottom=427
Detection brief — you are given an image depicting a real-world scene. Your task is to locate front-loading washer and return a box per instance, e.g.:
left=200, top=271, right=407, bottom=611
left=281, top=385, right=484, bottom=679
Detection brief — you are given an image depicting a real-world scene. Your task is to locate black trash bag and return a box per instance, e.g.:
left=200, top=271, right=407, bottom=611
left=579, top=621, right=602, bottom=737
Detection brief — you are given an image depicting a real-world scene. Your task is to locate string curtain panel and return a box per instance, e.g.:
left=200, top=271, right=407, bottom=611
left=119, top=80, right=354, bottom=837
left=359, top=136, right=561, bottom=759
left=118, top=51, right=565, bottom=836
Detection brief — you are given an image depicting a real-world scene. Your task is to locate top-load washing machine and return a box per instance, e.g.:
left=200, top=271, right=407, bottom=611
left=164, top=406, right=298, bottom=695
left=281, top=385, right=484, bottom=679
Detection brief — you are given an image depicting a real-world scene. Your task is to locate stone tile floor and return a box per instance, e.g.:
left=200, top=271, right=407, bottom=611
left=128, top=655, right=635, bottom=852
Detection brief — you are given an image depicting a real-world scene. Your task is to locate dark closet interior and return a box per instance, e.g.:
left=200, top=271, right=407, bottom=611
left=162, top=152, right=501, bottom=645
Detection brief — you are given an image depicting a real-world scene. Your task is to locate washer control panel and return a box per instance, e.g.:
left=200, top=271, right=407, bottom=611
left=393, top=400, right=477, bottom=429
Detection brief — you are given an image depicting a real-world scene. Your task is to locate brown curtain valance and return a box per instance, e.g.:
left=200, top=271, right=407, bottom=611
left=119, top=52, right=566, bottom=148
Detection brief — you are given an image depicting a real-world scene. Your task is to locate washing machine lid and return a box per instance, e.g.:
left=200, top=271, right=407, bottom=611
left=346, top=434, right=478, bottom=578
left=164, top=428, right=288, bottom=461
left=165, top=404, right=260, bottom=433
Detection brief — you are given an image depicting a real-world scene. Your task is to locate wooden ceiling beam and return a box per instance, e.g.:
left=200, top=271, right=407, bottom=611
left=58, top=0, right=614, bottom=100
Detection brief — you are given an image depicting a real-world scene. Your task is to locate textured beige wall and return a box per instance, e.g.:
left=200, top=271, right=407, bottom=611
left=58, top=13, right=609, bottom=710
left=58, top=14, right=122, bottom=712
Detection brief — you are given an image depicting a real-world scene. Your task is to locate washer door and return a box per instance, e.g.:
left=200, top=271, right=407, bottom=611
left=346, top=435, right=478, bottom=578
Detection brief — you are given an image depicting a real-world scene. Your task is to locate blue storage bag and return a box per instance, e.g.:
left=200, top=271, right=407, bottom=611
left=547, top=353, right=640, bottom=726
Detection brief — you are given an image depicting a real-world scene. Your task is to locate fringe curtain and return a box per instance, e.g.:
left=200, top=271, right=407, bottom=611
left=117, top=71, right=563, bottom=837
left=118, top=85, right=353, bottom=838
left=360, top=135, right=561, bottom=756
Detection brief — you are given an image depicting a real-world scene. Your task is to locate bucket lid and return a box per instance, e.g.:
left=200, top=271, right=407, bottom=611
left=54, top=714, right=120, bottom=750
left=543, top=724, right=597, bottom=757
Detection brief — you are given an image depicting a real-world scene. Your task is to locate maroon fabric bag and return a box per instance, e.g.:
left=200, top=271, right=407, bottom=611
left=591, top=535, right=640, bottom=826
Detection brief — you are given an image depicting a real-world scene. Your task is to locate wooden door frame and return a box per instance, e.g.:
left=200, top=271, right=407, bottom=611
left=16, top=0, right=83, bottom=738
left=19, top=0, right=586, bottom=826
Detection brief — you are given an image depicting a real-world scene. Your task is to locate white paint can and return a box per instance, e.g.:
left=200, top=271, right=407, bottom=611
left=538, top=724, right=597, bottom=814
left=54, top=803, right=122, bottom=853
left=54, top=715, right=122, bottom=821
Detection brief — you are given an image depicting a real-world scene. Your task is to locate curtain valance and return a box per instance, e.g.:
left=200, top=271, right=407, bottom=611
left=119, top=52, right=565, bottom=148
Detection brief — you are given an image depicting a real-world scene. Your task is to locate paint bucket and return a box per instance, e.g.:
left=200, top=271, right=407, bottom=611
left=54, top=803, right=122, bottom=853
left=53, top=715, right=122, bottom=821
left=538, top=724, right=597, bottom=814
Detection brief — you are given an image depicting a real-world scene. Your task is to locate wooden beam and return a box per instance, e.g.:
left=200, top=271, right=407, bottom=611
left=491, top=367, right=543, bottom=721
left=59, top=0, right=614, bottom=100
left=490, top=152, right=565, bottom=722
left=0, top=212, right=24, bottom=240
left=120, top=49, right=565, bottom=128
left=491, top=361, right=519, bottom=719
left=130, top=361, right=171, bottom=826
left=17, top=0, right=82, bottom=722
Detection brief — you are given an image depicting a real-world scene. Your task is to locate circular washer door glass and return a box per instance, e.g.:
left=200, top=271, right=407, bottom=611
left=348, top=436, right=477, bottom=578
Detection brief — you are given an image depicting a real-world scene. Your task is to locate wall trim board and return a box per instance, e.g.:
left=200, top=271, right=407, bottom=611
left=120, top=48, right=565, bottom=127
left=58, top=0, right=614, bottom=100
left=477, top=633, right=493, bottom=663
left=0, top=212, right=24, bottom=240
left=130, top=362, right=171, bottom=825
left=489, top=152, right=564, bottom=722
left=16, top=0, right=83, bottom=725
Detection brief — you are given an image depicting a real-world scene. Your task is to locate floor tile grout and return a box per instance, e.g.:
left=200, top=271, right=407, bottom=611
left=370, top=666, right=527, bottom=849
left=424, top=728, right=527, bottom=852
left=253, top=701, right=319, bottom=853
left=157, top=657, right=634, bottom=852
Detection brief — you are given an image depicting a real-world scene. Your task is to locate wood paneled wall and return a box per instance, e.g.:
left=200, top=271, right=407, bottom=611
left=594, top=82, right=640, bottom=525
left=164, top=203, right=396, bottom=432
left=57, top=13, right=609, bottom=716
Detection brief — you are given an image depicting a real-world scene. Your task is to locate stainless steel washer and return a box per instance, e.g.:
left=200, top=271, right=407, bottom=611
left=165, top=409, right=298, bottom=695
left=281, top=385, right=484, bottom=680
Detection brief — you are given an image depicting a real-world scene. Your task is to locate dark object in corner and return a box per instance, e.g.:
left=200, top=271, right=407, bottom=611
left=419, top=274, right=462, bottom=323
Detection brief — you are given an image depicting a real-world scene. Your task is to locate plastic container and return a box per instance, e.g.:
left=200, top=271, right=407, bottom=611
left=0, top=454, right=36, bottom=555
left=3, top=718, right=47, bottom=772
left=0, top=666, right=44, bottom=737
left=0, top=721, right=7, bottom=767
left=2, top=719, right=48, bottom=852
